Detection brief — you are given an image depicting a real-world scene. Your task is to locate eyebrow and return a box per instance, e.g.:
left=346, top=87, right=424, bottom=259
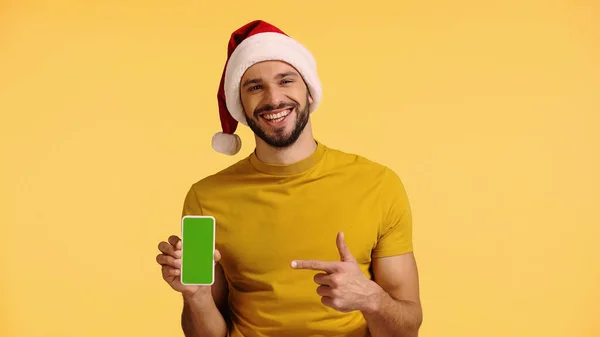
left=241, top=71, right=299, bottom=88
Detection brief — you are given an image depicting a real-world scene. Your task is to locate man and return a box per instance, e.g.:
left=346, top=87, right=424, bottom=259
left=156, top=20, right=423, bottom=337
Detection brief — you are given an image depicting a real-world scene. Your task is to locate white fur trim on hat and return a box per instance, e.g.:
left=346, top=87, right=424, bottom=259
left=224, top=32, right=322, bottom=126
left=212, top=132, right=242, bottom=155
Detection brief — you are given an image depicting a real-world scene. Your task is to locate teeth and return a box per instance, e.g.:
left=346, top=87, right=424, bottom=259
left=263, top=109, right=290, bottom=120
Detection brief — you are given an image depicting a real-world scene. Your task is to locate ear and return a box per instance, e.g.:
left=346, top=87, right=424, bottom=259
left=305, top=82, right=314, bottom=105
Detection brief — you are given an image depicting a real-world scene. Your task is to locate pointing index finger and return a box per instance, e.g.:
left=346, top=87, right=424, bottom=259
left=291, top=260, right=340, bottom=273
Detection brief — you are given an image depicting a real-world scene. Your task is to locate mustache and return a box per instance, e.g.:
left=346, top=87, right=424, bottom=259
left=254, top=102, right=298, bottom=117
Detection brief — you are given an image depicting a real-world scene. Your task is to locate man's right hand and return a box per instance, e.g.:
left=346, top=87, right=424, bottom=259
left=156, top=235, right=221, bottom=299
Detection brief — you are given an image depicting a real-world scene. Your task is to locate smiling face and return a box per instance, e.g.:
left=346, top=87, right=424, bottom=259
left=240, top=60, right=314, bottom=148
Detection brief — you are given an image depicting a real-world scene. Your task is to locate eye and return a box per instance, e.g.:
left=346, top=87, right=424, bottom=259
left=281, top=79, right=293, bottom=84
left=248, top=85, right=262, bottom=92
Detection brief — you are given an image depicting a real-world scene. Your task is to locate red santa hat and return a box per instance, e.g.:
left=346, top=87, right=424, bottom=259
left=211, top=20, right=322, bottom=155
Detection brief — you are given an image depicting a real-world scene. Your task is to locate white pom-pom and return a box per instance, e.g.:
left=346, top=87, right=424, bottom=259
left=211, top=132, right=242, bottom=155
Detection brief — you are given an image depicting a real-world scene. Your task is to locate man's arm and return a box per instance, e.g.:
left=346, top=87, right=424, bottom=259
left=291, top=233, right=422, bottom=336
left=362, top=166, right=422, bottom=336
left=181, top=259, right=230, bottom=337
left=362, top=252, right=423, bottom=337
left=178, top=185, right=230, bottom=337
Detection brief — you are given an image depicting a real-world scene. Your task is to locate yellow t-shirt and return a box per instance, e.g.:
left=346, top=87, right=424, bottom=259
left=181, top=141, right=413, bottom=337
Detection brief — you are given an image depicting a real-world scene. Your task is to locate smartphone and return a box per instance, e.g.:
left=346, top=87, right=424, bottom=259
left=180, top=215, right=216, bottom=286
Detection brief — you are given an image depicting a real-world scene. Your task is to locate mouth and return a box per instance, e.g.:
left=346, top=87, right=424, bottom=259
left=259, top=107, right=294, bottom=126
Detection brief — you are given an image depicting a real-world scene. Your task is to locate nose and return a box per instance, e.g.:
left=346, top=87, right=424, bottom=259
left=262, top=86, right=285, bottom=107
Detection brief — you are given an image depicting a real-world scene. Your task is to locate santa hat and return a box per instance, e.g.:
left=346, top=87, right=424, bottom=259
left=211, top=20, right=322, bottom=155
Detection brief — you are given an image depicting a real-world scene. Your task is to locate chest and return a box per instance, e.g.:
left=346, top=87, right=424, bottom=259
left=205, top=178, right=383, bottom=281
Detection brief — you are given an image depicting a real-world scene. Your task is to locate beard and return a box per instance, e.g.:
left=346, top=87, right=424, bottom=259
left=245, top=95, right=310, bottom=149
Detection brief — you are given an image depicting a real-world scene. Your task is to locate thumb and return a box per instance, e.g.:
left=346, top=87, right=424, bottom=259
left=336, top=232, right=356, bottom=262
left=214, top=249, right=222, bottom=264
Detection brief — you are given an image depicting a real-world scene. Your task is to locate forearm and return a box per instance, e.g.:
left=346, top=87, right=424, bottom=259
left=181, top=294, right=228, bottom=337
left=362, top=290, right=423, bottom=337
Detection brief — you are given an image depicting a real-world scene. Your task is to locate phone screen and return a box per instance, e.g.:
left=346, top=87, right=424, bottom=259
left=181, top=215, right=215, bottom=285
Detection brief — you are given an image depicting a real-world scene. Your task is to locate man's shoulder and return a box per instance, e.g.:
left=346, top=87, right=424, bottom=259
left=322, top=143, right=407, bottom=193
left=323, top=143, right=392, bottom=176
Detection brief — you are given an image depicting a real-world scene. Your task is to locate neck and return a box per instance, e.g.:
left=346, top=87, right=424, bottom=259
left=254, top=123, right=317, bottom=165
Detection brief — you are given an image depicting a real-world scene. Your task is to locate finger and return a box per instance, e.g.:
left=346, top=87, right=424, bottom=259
left=158, top=241, right=178, bottom=257
left=162, top=265, right=180, bottom=278
left=291, top=260, right=340, bottom=273
left=168, top=235, right=181, bottom=249
left=320, top=296, right=336, bottom=309
left=156, top=254, right=181, bottom=268
left=316, top=285, right=333, bottom=297
left=314, top=272, right=333, bottom=285
left=320, top=296, right=350, bottom=313
left=314, top=272, right=346, bottom=289
left=336, top=232, right=355, bottom=262
left=158, top=241, right=181, bottom=258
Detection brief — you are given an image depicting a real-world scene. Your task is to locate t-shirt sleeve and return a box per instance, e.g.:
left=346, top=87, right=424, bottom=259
left=372, top=167, right=414, bottom=258
left=181, top=184, right=204, bottom=217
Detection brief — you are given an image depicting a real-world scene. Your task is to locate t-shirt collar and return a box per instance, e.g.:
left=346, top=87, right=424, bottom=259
left=249, top=140, right=326, bottom=176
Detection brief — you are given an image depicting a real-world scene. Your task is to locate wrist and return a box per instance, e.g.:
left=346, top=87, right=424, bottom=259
left=361, top=281, right=387, bottom=315
left=182, top=288, right=213, bottom=305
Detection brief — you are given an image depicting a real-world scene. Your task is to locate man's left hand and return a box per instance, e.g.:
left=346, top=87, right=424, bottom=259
left=291, top=232, right=383, bottom=313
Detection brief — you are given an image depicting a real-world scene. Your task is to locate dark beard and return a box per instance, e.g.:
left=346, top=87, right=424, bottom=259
left=245, top=95, right=310, bottom=149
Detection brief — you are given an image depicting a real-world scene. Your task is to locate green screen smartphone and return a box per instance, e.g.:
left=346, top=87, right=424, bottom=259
left=180, top=215, right=215, bottom=286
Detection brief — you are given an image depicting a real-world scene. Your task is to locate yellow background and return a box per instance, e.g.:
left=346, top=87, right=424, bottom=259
left=1, top=0, right=599, bottom=336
